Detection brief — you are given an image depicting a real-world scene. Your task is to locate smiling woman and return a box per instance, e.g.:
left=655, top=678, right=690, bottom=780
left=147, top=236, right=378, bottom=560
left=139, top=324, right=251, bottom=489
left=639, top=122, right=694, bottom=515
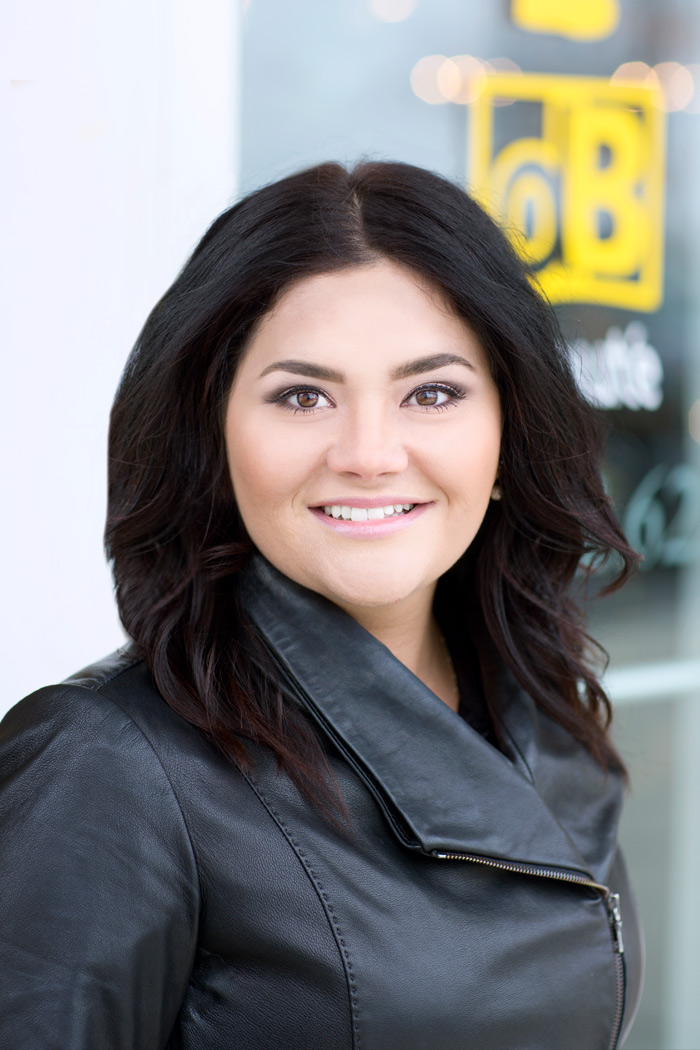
left=0, top=161, right=642, bottom=1050
left=225, top=261, right=502, bottom=648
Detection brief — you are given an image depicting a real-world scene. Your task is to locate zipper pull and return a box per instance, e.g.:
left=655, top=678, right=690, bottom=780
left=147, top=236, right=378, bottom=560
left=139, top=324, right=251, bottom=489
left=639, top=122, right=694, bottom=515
left=607, top=892, right=625, bottom=954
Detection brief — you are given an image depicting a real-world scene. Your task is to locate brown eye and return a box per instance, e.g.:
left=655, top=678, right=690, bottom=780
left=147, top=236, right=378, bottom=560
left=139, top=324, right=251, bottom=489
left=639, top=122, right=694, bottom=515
left=276, top=387, right=333, bottom=412
left=404, top=384, right=464, bottom=411
left=295, top=390, right=319, bottom=409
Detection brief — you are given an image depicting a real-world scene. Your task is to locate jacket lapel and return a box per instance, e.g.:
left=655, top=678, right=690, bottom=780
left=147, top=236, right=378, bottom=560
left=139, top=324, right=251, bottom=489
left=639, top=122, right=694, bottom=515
left=242, top=556, right=623, bottom=882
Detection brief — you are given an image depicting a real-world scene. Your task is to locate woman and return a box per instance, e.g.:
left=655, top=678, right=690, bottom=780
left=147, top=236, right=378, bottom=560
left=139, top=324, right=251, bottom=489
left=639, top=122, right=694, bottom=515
left=1, top=161, right=643, bottom=1049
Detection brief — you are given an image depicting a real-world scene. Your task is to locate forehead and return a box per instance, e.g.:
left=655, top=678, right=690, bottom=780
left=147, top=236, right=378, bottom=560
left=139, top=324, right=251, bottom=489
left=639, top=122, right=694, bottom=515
left=239, top=259, right=488, bottom=373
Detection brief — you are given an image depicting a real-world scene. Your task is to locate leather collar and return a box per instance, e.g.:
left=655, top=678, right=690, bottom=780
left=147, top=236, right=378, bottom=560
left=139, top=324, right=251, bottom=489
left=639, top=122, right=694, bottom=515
left=241, top=555, right=623, bottom=882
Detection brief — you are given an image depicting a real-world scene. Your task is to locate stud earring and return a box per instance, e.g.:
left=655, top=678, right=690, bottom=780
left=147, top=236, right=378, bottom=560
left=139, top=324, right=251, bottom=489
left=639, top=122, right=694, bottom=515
left=491, top=483, right=502, bottom=501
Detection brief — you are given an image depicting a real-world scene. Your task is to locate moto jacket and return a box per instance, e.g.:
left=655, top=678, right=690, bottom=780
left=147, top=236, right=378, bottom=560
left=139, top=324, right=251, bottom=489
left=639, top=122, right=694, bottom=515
left=0, top=555, right=643, bottom=1050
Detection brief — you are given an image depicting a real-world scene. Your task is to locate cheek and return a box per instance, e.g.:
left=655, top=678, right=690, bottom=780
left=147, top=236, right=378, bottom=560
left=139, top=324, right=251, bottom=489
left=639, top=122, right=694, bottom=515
left=227, top=434, right=281, bottom=514
left=225, top=411, right=318, bottom=514
left=421, top=414, right=501, bottom=501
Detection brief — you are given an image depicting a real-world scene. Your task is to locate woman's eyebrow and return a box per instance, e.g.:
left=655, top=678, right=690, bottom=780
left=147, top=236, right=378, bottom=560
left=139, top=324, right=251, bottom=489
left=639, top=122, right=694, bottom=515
left=258, top=360, right=345, bottom=381
left=258, top=352, right=475, bottom=382
left=392, top=352, right=476, bottom=379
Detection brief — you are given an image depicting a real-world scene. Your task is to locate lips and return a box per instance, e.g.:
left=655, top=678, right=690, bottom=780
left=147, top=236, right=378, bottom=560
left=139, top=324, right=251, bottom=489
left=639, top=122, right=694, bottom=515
left=308, top=499, right=430, bottom=537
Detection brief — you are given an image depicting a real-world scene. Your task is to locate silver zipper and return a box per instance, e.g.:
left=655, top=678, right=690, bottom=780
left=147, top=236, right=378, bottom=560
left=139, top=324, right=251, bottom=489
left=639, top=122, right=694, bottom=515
left=606, top=893, right=626, bottom=1050
left=433, top=850, right=625, bottom=1050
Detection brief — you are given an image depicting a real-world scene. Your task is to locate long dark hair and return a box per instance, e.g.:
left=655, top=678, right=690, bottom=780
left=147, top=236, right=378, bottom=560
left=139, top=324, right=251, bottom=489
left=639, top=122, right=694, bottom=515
left=106, top=160, right=638, bottom=806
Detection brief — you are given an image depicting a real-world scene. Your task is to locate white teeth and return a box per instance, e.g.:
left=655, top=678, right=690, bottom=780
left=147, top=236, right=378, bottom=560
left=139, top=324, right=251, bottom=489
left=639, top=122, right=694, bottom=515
left=320, top=503, right=417, bottom=520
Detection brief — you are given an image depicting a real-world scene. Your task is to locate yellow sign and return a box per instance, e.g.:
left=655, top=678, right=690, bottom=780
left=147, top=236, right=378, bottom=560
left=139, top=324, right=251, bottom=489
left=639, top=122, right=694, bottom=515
left=511, top=0, right=620, bottom=41
left=468, top=72, right=666, bottom=310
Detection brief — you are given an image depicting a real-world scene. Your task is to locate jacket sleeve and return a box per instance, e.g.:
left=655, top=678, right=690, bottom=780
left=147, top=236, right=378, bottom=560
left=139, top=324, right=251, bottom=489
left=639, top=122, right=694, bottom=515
left=0, top=683, right=200, bottom=1050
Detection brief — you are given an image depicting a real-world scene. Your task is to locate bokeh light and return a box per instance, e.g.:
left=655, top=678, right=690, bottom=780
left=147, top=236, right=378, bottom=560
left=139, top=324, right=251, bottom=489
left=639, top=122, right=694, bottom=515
left=610, top=60, right=656, bottom=87
left=435, top=58, right=461, bottom=101
left=410, top=55, right=451, bottom=104
left=370, top=0, right=417, bottom=22
left=610, top=59, right=697, bottom=112
left=485, top=57, right=522, bottom=106
left=411, top=54, right=520, bottom=106
left=485, top=57, right=522, bottom=74
left=440, top=56, right=486, bottom=104
left=653, top=61, right=695, bottom=111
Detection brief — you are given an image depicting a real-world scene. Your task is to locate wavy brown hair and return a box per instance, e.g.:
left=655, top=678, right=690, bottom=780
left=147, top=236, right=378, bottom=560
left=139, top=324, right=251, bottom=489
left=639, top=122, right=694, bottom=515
left=106, top=160, right=639, bottom=806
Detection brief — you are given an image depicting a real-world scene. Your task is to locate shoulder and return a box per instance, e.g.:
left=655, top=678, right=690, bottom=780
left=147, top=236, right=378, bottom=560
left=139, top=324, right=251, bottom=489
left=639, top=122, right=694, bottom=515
left=0, top=649, right=204, bottom=931
left=2, top=646, right=211, bottom=772
left=0, top=647, right=230, bottom=855
left=0, top=650, right=202, bottom=1048
left=2, top=646, right=173, bottom=785
left=3, top=645, right=155, bottom=733
left=1, top=647, right=258, bottom=845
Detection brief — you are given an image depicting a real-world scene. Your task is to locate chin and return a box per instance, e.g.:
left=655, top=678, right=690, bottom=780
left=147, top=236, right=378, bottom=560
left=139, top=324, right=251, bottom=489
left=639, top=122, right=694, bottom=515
left=305, top=560, right=434, bottom=613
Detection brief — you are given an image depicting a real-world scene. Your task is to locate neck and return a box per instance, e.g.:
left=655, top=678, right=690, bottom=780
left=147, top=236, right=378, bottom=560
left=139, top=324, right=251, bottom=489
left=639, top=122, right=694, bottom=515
left=335, top=588, right=460, bottom=713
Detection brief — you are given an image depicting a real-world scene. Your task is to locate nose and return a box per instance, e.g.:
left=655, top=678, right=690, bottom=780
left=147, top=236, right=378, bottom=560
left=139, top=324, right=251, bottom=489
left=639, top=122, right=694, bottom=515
left=325, top=402, right=409, bottom=479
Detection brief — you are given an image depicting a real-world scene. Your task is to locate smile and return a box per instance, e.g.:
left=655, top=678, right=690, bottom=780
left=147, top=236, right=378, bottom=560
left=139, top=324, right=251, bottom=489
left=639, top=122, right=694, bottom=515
left=322, top=503, right=415, bottom=521
left=309, top=500, right=429, bottom=538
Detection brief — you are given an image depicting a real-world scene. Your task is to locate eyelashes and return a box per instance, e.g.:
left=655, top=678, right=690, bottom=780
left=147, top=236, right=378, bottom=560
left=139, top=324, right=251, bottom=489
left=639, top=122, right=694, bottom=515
left=404, top=383, right=467, bottom=412
left=267, top=382, right=468, bottom=415
left=268, top=386, right=333, bottom=414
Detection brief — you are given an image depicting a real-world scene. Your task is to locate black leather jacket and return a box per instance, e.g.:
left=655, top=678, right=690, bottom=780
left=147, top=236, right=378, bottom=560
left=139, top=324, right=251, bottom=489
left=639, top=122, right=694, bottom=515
left=0, top=557, right=643, bottom=1049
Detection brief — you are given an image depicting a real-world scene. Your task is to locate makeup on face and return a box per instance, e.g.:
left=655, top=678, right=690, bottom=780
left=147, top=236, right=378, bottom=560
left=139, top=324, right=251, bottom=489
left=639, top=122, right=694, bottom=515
left=225, top=259, right=501, bottom=616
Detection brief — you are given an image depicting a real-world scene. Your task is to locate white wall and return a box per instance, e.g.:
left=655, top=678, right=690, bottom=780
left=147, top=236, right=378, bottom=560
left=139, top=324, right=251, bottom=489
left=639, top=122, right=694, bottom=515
left=2, top=0, right=240, bottom=715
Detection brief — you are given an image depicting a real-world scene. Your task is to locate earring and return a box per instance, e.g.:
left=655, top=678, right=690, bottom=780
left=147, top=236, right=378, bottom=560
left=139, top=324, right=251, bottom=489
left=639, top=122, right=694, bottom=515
left=491, top=482, right=502, bottom=501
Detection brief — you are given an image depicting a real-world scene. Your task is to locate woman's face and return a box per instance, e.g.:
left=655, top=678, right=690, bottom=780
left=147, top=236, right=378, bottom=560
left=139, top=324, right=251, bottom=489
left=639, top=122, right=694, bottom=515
left=225, top=259, right=501, bottom=615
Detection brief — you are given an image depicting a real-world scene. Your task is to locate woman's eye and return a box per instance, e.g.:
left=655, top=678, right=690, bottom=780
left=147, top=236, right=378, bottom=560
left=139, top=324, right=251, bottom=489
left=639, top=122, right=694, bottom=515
left=292, top=390, right=321, bottom=410
left=404, top=384, right=464, bottom=410
left=275, top=387, right=333, bottom=413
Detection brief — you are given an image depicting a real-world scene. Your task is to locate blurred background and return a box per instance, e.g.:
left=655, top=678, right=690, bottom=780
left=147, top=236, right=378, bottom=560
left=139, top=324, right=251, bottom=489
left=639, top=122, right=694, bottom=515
left=4, top=1, right=700, bottom=1045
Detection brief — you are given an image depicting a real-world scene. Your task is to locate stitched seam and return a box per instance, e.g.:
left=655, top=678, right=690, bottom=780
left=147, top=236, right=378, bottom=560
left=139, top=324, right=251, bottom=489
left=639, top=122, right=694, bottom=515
left=92, top=654, right=142, bottom=688
left=100, top=685, right=204, bottom=904
left=243, top=772, right=361, bottom=1050
left=46, top=682, right=203, bottom=906
left=500, top=680, right=537, bottom=782
left=76, top=648, right=142, bottom=690
left=501, top=719, right=535, bottom=781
